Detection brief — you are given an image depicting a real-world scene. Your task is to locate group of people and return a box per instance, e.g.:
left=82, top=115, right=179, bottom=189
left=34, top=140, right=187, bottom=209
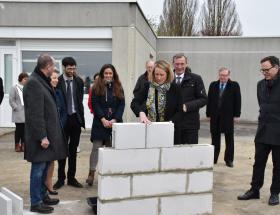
left=2, top=52, right=279, bottom=213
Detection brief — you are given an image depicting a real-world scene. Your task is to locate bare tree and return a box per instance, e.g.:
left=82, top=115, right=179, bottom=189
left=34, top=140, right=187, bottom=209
left=200, top=0, right=242, bottom=36
left=157, top=0, right=199, bottom=36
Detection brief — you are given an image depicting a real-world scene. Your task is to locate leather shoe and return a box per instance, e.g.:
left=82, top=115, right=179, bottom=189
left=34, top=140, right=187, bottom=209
left=268, top=194, right=279, bottom=206
left=30, top=203, right=54, bottom=214
left=237, top=189, right=260, bottom=200
left=225, top=161, right=234, bottom=168
left=53, top=180, right=64, bottom=190
left=43, top=195, right=59, bottom=206
left=67, top=178, right=83, bottom=188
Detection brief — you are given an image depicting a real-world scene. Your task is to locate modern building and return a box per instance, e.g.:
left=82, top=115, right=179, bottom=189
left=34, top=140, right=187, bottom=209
left=0, top=0, right=280, bottom=127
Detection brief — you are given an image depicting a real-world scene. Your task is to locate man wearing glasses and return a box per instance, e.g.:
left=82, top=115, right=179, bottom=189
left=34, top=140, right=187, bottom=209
left=53, top=57, right=85, bottom=189
left=238, top=56, right=280, bottom=206
left=206, top=67, right=241, bottom=167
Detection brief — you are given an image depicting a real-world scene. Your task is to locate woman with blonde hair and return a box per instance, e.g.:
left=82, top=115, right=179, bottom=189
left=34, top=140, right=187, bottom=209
left=131, top=60, right=182, bottom=143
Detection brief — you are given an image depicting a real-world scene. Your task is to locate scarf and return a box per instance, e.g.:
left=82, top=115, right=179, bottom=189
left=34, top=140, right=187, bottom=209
left=146, top=82, right=170, bottom=122
left=16, top=83, right=24, bottom=106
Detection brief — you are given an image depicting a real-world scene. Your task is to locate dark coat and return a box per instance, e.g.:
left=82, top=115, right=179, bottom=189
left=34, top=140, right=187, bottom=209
left=133, top=71, right=149, bottom=96
left=130, top=82, right=182, bottom=123
left=23, top=70, right=67, bottom=162
left=55, top=89, right=67, bottom=127
left=206, top=79, right=241, bottom=133
left=0, top=77, right=3, bottom=105
left=175, top=68, right=207, bottom=130
left=57, top=75, right=85, bottom=128
left=91, top=82, right=125, bottom=141
left=254, top=73, right=280, bottom=145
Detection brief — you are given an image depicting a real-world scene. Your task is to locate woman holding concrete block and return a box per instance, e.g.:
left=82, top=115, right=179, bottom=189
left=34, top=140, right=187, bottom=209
left=88, top=64, right=125, bottom=186
left=130, top=60, right=182, bottom=142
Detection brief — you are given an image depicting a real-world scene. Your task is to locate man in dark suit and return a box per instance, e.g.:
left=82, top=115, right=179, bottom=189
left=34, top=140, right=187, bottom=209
left=53, top=57, right=85, bottom=189
left=206, top=67, right=241, bottom=167
left=238, top=56, right=280, bottom=206
left=173, top=53, right=207, bottom=145
left=24, top=54, right=67, bottom=213
left=0, top=77, right=4, bottom=105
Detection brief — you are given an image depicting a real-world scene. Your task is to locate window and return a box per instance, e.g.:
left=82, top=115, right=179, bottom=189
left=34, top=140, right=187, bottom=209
left=4, top=54, right=13, bottom=93
left=22, top=51, right=112, bottom=94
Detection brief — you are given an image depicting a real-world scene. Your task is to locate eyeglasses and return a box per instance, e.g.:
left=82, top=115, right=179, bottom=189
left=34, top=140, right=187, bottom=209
left=66, top=67, right=77, bottom=71
left=260, top=66, right=274, bottom=73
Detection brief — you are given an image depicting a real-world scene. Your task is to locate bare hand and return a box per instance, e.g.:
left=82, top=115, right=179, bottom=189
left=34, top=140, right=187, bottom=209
left=234, top=117, right=240, bottom=123
left=101, top=118, right=111, bottom=128
left=139, top=112, right=151, bottom=124
left=41, top=137, right=50, bottom=149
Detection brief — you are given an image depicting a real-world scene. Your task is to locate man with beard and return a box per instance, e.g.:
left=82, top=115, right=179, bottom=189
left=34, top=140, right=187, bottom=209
left=53, top=57, right=85, bottom=189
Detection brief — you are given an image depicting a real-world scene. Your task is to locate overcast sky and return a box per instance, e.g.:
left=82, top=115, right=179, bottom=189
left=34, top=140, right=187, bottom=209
left=137, top=0, right=280, bottom=36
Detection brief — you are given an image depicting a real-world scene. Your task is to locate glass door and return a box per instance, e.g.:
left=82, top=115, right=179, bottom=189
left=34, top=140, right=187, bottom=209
left=0, top=48, right=18, bottom=127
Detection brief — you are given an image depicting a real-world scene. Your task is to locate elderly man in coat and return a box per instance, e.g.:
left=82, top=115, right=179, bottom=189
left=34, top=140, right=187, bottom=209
left=24, top=54, right=67, bottom=214
left=206, top=67, right=241, bottom=167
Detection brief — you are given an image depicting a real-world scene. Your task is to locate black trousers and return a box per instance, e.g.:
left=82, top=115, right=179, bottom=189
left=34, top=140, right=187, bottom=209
left=57, top=114, right=81, bottom=181
left=251, top=143, right=280, bottom=194
left=174, top=128, right=198, bottom=145
left=211, top=131, right=234, bottom=163
left=15, top=123, right=25, bottom=145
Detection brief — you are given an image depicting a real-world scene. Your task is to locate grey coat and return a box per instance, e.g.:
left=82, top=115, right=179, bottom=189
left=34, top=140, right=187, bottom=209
left=9, top=85, right=25, bottom=123
left=23, top=71, right=67, bottom=162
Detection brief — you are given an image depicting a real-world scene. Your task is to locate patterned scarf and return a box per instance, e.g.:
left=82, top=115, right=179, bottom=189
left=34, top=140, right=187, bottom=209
left=146, top=82, right=170, bottom=122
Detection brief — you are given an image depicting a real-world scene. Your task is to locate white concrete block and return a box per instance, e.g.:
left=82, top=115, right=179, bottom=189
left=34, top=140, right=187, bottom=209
left=132, top=173, right=186, bottom=197
left=146, top=122, right=174, bottom=148
left=98, top=175, right=131, bottom=201
left=98, top=198, right=158, bottom=215
left=112, top=123, right=146, bottom=149
left=160, top=194, right=213, bottom=215
left=187, top=171, right=213, bottom=193
left=0, top=193, right=12, bottom=215
left=1, top=187, right=23, bottom=215
left=161, top=144, right=214, bottom=171
left=98, top=148, right=160, bottom=175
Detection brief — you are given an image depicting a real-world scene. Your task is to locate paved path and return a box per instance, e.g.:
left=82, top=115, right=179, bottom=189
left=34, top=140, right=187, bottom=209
left=0, top=123, right=279, bottom=214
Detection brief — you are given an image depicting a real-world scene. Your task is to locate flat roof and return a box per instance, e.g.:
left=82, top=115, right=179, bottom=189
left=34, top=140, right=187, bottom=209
left=0, top=0, right=136, bottom=2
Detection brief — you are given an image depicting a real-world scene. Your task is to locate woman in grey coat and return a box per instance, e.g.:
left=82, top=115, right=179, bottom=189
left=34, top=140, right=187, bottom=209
left=9, top=72, right=29, bottom=152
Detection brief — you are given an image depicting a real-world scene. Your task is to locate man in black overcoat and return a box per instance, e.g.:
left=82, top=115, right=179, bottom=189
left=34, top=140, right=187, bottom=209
left=24, top=54, right=67, bottom=213
left=206, top=67, right=241, bottom=167
left=238, top=56, right=280, bottom=206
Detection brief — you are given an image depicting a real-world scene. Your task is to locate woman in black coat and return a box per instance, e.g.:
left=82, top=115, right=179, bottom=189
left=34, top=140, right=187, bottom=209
left=87, top=64, right=125, bottom=185
left=130, top=60, right=182, bottom=142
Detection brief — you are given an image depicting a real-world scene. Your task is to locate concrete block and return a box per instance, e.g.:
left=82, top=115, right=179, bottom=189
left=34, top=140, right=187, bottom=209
left=98, top=175, right=131, bottom=201
left=187, top=171, right=213, bottom=193
left=98, top=198, right=158, bottom=215
left=0, top=192, right=12, bottom=215
left=161, top=144, right=214, bottom=171
left=146, top=122, right=174, bottom=148
left=160, top=194, right=213, bottom=215
left=112, top=123, right=146, bottom=149
left=98, top=148, right=160, bottom=175
left=132, top=173, right=186, bottom=197
left=1, top=187, right=23, bottom=215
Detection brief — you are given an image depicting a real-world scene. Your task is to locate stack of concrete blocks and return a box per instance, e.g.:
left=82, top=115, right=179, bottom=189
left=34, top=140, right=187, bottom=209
left=98, top=122, right=214, bottom=215
left=0, top=187, right=23, bottom=215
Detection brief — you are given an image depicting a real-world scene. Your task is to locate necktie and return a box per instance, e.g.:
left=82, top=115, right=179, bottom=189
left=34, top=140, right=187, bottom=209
left=219, top=83, right=225, bottom=98
left=66, top=80, right=73, bottom=115
left=176, top=76, right=181, bottom=85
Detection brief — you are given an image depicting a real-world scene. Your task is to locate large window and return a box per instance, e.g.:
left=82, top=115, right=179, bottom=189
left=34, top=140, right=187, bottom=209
left=22, top=51, right=112, bottom=93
